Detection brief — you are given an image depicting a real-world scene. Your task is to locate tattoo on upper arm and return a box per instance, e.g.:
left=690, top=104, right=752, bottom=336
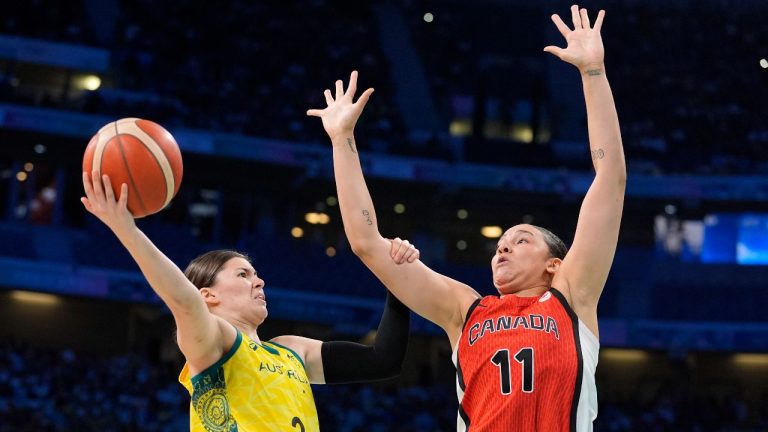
left=585, top=68, right=602, bottom=76
left=346, top=138, right=357, bottom=154
left=591, top=149, right=605, bottom=160
left=362, top=209, right=373, bottom=225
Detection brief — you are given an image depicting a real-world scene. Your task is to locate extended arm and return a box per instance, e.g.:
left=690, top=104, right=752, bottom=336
left=307, top=72, right=480, bottom=346
left=274, top=291, right=410, bottom=384
left=546, top=6, right=626, bottom=336
left=81, top=171, right=228, bottom=367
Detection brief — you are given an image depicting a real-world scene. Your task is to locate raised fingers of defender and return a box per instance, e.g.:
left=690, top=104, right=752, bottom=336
left=570, top=5, right=582, bottom=29
left=346, top=70, right=359, bottom=99
left=550, top=13, right=571, bottom=37
left=390, top=237, right=420, bottom=264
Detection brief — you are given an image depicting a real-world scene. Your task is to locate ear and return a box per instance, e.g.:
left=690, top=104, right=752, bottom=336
left=200, top=287, right=221, bottom=307
left=545, top=257, right=562, bottom=275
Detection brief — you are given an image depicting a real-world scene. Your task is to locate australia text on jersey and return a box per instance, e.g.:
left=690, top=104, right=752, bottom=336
left=468, top=314, right=560, bottom=346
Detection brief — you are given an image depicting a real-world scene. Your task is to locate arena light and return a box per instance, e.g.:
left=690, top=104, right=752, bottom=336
left=600, top=349, right=648, bottom=362
left=326, top=246, right=336, bottom=257
left=456, top=240, right=467, bottom=250
left=291, top=226, right=304, bottom=238
left=481, top=226, right=503, bottom=238
left=77, top=74, right=102, bottom=91
left=733, top=353, right=768, bottom=367
left=394, top=203, right=406, bottom=214
left=304, top=212, right=330, bottom=224
left=449, top=119, right=471, bottom=136
left=760, top=58, right=768, bottom=69
left=10, top=290, right=61, bottom=306
left=457, top=209, right=468, bottom=220
left=423, top=12, right=434, bottom=23
left=511, top=124, right=534, bottom=143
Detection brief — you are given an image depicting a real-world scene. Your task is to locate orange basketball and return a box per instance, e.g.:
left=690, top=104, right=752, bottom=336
left=83, top=118, right=183, bottom=218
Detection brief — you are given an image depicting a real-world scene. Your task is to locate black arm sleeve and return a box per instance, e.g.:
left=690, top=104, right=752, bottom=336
left=320, top=291, right=410, bottom=384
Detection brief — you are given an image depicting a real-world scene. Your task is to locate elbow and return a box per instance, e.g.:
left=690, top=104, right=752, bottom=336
left=373, top=357, right=405, bottom=380
left=617, top=168, right=627, bottom=189
left=349, top=237, right=380, bottom=259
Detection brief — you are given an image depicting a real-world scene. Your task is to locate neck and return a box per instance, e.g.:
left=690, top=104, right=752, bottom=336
left=232, top=319, right=261, bottom=343
left=214, top=309, right=262, bottom=343
left=501, top=283, right=549, bottom=298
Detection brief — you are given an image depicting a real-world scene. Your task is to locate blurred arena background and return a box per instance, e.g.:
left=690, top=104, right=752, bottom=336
left=1, top=0, right=768, bottom=430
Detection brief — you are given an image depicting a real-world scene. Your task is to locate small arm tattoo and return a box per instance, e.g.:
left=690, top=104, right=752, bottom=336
left=362, top=209, right=373, bottom=225
left=585, top=68, right=602, bottom=76
left=591, top=148, right=605, bottom=160
left=346, top=138, right=357, bottom=154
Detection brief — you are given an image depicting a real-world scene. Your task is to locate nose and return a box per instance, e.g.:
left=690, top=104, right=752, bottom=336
left=252, top=277, right=264, bottom=289
left=497, top=245, right=510, bottom=254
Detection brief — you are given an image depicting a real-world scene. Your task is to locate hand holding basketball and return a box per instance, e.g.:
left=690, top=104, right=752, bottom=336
left=81, top=170, right=137, bottom=235
left=82, top=118, right=183, bottom=218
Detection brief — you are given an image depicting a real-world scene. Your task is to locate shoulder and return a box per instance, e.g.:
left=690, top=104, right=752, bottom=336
left=184, top=316, right=240, bottom=376
left=269, top=335, right=322, bottom=365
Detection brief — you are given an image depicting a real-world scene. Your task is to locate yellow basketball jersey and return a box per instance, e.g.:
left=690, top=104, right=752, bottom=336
left=179, top=331, right=319, bottom=432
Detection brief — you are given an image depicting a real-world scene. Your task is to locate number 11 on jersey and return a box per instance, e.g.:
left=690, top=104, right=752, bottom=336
left=490, top=347, right=534, bottom=394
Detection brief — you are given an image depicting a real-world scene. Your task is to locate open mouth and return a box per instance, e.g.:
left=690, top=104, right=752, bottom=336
left=252, top=288, right=266, bottom=302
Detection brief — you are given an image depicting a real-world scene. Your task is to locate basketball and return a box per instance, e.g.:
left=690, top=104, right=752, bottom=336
left=83, top=118, right=183, bottom=218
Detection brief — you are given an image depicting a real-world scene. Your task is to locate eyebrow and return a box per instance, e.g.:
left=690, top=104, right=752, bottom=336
left=235, top=267, right=257, bottom=275
left=497, top=230, right=535, bottom=246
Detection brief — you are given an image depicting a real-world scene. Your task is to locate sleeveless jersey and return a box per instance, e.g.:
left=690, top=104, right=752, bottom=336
left=179, top=331, right=319, bottom=432
left=453, top=288, right=599, bottom=432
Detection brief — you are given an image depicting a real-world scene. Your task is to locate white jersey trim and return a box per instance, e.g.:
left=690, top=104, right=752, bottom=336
left=576, top=318, right=600, bottom=432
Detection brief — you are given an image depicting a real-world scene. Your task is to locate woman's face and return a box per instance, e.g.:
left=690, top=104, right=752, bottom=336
left=208, top=257, right=268, bottom=323
left=491, top=224, right=557, bottom=295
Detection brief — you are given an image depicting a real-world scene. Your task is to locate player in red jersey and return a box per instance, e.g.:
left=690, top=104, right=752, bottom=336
left=309, top=5, right=623, bottom=431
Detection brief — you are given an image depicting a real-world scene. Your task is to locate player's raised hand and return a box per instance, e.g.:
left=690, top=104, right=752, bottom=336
left=544, top=5, right=605, bottom=72
left=307, top=70, right=374, bottom=141
left=81, top=170, right=137, bottom=234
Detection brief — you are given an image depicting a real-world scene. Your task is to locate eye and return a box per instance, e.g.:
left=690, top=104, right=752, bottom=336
left=238, top=272, right=247, bottom=278
left=517, top=238, right=528, bottom=244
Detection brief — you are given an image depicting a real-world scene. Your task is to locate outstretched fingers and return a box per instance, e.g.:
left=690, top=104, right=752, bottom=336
left=570, top=4, right=582, bottom=29
left=593, top=10, right=605, bottom=32
left=550, top=13, right=571, bottom=37
left=354, top=88, right=374, bottom=110
left=580, top=7, right=591, bottom=29
left=346, top=70, right=358, bottom=99
left=335, top=79, right=344, bottom=100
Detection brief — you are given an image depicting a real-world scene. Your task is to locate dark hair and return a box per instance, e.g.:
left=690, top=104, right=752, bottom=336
left=184, top=250, right=251, bottom=289
left=532, top=225, right=568, bottom=260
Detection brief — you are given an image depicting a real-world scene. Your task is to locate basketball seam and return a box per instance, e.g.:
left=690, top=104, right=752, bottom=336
left=113, top=121, right=149, bottom=217
left=123, top=119, right=176, bottom=208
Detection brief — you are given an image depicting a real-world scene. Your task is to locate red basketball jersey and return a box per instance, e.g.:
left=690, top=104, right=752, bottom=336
left=453, top=288, right=599, bottom=432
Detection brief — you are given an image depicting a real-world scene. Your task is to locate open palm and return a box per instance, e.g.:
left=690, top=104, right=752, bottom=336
left=544, top=5, right=605, bottom=70
left=307, top=71, right=374, bottom=141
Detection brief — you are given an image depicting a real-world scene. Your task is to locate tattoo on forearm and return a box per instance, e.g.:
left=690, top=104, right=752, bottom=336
left=362, top=209, right=373, bottom=225
left=585, top=68, right=602, bottom=76
left=346, top=138, right=357, bottom=154
left=591, top=148, right=605, bottom=160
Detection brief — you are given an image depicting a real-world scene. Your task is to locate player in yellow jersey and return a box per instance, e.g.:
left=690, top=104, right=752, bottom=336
left=81, top=173, right=418, bottom=432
